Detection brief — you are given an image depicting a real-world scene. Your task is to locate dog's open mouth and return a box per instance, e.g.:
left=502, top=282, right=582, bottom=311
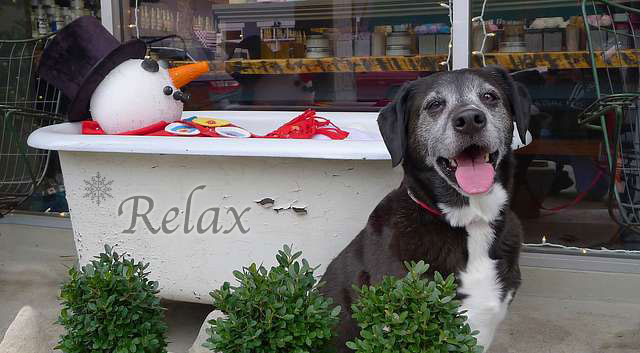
left=436, top=145, right=499, bottom=195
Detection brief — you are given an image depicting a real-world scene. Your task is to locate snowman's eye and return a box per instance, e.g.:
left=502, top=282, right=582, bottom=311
left=141, top=59, right=159, bottom=73
left=163, top=86, right=173, bottom=95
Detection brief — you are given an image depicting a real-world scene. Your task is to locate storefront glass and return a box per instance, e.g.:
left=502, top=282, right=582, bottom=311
left=475, top=0, right=639, bottom=254
left=1, top=1, right=101, bottom=216
left=120, top=0, right=639, bottom=254
left=119, top=0, right=451, bottom=111
left=2, top=0, right=639, bottom=257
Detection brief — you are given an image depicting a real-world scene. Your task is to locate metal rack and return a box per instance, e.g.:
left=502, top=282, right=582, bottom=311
left=578, top=0, right=640, bottom=235
left=0, top=34, right=63, bottom=215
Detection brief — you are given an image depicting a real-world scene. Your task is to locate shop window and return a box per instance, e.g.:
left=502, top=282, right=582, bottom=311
left=117, top=0, right=640, bottom=254
left=469, top=0, right=640, bottom=254
left=121, top=0, right=451, bottom=111
left=3, top=0, right=640, bottom=258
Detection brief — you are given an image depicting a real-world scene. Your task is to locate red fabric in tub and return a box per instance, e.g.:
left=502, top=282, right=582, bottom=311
left=81, top=109, right=349, bottom=140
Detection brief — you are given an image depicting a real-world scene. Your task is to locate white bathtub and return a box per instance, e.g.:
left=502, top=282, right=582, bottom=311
left=28, top=111, right=403, bottom=303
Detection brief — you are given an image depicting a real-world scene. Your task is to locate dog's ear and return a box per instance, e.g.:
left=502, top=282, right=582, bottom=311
left=482, top=66, right=532, bottom=145
left=378, top=82, right=413, bottom=167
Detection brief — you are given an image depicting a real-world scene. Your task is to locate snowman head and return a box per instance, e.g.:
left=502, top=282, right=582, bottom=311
left=90, top=59, right=208, bottom=134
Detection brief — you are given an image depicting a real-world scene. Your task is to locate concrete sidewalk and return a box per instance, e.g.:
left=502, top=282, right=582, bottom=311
left=1, top=222, right=639, bottom=353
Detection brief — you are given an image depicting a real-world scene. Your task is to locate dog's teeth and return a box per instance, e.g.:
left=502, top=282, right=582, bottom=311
left=449, top=158, right=457, bottom=167
left=484, top=153, right=490, bottom=162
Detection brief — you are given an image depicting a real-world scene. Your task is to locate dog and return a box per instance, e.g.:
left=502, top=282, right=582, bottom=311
left=320, top=66, right=530, bottom=352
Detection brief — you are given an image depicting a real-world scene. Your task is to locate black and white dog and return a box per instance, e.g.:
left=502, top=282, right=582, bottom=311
left=320, top=66, right=531, bottom=352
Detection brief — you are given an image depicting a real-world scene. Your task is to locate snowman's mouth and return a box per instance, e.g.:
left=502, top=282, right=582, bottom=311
left=172, top=90, right=191, bottom=103
left=436, top=145, right=499, bottom=195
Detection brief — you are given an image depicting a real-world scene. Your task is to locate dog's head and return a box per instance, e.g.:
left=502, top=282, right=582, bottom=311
left=378, top=66, right=531, bottom=196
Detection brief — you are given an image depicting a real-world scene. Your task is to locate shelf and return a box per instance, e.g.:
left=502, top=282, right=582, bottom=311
left=180, top=55, right=447, bottom=74
left=478, top=50, right=640, bottom=70
left=185, top=50, right=640, bottom=75
left=225, top=54, right=448, bottom=74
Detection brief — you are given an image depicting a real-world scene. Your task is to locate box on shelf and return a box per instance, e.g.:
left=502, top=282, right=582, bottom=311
left=589, top=29, right=608, bottom=50
left=354, top=32, right=371, bottom=56
left=335, top=33, right=354, bottom=58
left=565, top=24, right=580, bottom=51
left=418, top=34, right=435, bottom=55
left=435, top=34, right=450, bottom=54
left=419, top=33, right=451, bottom=55
left=543, top=28, right=563, bottom=52
left=371, top=32, right=386, bottom=56
left=525, top=29, right=543, bottom=52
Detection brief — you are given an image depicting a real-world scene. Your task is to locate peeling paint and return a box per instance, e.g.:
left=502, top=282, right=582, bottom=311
left=273, top=205, right=290, bottom=213
left=273, top=200, right=308, bottom=216
left=255, top=197, right=275, bottom=207
left=292, top=206, right=308, bottom=215
left=273, top=200, right=296, bottom=213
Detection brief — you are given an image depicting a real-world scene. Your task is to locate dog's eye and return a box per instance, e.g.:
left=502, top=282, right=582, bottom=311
left=481, top=92, right=499, bottom=103
left=426, top=100, right=444, bottom=112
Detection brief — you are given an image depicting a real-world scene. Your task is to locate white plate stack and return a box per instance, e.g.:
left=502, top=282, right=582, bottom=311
left=306, top=34, right=331, bottom=58
left=386, top=31, right=412, bottom=56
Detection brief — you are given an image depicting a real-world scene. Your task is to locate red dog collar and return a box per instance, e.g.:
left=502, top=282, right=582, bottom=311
left=407, top=188, right=443, bottom=217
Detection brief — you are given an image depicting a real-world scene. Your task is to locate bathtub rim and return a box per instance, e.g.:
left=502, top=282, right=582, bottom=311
left=27, top=111, right=392, bottom=161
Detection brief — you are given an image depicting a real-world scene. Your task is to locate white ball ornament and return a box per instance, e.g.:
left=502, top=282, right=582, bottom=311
left=90, top=59, right=183, bottom=134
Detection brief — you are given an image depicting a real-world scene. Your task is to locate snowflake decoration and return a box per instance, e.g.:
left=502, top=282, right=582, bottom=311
left=83, top=172, right=114, bottom=206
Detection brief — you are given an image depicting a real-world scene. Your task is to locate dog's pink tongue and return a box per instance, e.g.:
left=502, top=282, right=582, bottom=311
left=454, top=155, right=495, bottom=194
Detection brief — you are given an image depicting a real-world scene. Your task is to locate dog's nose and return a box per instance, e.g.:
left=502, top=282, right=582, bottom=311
left=453, top=109, right=486, bottom=135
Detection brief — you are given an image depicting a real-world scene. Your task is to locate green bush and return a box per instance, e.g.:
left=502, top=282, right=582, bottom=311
left=346, top=261, right=481, bottom=353
left=206, top=245, right=341, bottom=353
left=56, top=245, right=168, bottom=353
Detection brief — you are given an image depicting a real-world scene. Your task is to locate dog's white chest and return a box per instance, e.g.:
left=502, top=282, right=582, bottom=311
left=458, top=220, right=510, bottom=352
left=438, top=186, right=511, bottom=352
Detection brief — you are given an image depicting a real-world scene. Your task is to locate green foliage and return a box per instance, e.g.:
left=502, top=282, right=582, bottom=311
left=346, top=261, right=482, bottom=353
left=206, top=245, right=341, bottom=353
left=56, top=245, right=168, bottom=353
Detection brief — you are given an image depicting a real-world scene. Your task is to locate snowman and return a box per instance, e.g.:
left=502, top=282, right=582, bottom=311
left=39, top=16, right=209, bottom=134
left=90, top=58, right=208, bottom=134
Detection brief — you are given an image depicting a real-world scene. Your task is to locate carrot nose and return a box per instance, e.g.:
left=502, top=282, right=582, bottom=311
left=168, top=61, right=209, bottom=89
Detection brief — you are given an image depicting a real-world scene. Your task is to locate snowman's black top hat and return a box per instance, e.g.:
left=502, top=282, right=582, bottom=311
left=39, top=16, right=147, bottom=121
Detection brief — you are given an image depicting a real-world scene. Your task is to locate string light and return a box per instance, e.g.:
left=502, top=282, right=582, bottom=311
left=438, top=1, right=453, bottom=70
left=133, top=0, right=140, bottom=38
left=524, top=240, right=640, bottom=256
left=472, top=0, right=489, bottom=67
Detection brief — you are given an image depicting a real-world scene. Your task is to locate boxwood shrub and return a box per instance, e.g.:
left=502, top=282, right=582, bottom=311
left=56, top=245, right=168, bottom=353
left=346, top=261, right=481, bottom=353
left=206, top=245, right=340, bottom=353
